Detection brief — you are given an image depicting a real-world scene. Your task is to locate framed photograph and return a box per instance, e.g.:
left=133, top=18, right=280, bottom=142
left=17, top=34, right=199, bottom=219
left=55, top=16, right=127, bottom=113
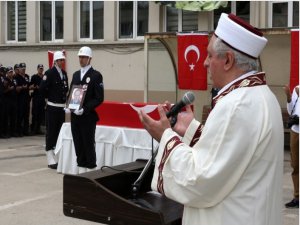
left=67, top=85, right=86, bottom=110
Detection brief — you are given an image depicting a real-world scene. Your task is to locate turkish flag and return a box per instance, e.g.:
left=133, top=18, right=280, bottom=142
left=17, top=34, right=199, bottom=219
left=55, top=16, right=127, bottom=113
left=290, top=29, right=299, bottom=92
left=47, top=50, right=66, bottom=71
left=177, top=33, right=208, bottom=90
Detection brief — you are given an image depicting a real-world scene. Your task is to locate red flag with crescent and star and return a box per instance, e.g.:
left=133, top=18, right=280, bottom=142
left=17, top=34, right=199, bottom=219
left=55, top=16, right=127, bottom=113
left=290, top=29, right=299, bottom=91
left=177, top=33, right=208, bottom=90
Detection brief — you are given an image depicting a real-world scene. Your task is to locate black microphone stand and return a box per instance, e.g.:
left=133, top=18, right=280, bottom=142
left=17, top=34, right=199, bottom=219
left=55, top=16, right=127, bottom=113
left=129, top=112, right=179, bottom=209
left=131, top=141, right=158, bottom=199
left=131, top=112, right=179, bottom=199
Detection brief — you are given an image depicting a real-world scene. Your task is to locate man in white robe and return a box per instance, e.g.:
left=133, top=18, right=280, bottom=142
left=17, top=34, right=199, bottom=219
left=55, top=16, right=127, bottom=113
left=139, top=13, right=283, bottom=225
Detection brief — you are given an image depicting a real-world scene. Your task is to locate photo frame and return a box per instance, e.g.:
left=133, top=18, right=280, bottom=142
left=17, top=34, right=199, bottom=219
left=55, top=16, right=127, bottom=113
left=67, top=85, right=86, bottom=111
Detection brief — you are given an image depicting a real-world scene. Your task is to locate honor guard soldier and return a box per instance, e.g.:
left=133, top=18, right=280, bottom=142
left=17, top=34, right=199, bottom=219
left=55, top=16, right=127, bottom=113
left=0, top=66, right=7, bottom=138
left=40, top=51, right=69, bottom=169
left=3, top=66, right=18, bottom=138
left=30, top=64, right=46, bottom=135
left=68, top=46, right=104, bottom=173
left=15, top=63, right=31, bottom=136
left=14, top=64, right=20, bottom=78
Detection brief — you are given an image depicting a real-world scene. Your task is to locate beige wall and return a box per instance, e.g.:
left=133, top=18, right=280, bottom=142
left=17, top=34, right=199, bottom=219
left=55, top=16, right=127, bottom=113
left=0, top=1, right=294, bottom=121
left=261, top=34, right=291, bottom=108
left=0, top=32, right=292, bottom=121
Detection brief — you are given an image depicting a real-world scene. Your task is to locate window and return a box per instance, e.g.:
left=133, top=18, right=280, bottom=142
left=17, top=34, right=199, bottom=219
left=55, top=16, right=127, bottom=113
left=165, top=7, right=198, bottom=32
left=6, top=1, right=26, bottom=42
left=214, top=2, right=250, bottom=29
left=272, top=2, right=288, bottom=27
left=182, top=10, right=198, bottom=32
left=166, top=7, right=178, bottom=32
left=79, top=1, right=104, bottom=40
left=40, top=1, right=64, bottom=41
left=269, top=1, right=299, bottom=28
left=119, top=1, right=149, bottom=39
left=293, top=1, right=299, bottom=27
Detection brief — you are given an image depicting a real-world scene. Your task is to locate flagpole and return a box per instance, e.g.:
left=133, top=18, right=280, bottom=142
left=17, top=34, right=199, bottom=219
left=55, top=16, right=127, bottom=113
left=144, top=35, right=149, bottom=103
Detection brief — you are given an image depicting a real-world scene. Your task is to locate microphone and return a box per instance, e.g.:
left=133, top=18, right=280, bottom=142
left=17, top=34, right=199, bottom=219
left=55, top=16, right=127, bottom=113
left=166, top=91, right=195, bottom=118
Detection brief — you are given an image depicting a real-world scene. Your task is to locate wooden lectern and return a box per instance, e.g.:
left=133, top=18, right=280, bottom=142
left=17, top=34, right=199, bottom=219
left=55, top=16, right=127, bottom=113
left=63, top=160, right=183, bottom=225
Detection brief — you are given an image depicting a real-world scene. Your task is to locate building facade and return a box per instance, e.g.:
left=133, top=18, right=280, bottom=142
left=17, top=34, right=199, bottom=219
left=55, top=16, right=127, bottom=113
left=0, top=1, right=298, bottom=119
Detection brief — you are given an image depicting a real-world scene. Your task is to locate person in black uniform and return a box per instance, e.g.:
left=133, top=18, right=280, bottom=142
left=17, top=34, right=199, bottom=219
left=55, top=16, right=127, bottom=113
left=15, top=62, right=31, bottom=136
left=3, top=66, right=18, bottom=138
left=14, top=64, right=20, bottom=78
left=0, top=66, right=7, bottom=138
left=30, top=64, right=46, bottom=135
left=40, top=51, right=69, bottom=169
left=68, top=46, right=104, bottom=173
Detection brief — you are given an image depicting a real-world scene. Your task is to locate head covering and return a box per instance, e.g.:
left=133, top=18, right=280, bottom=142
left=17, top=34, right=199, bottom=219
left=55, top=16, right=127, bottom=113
left=78, top=46, right=92, bottom=58
left=14, top=64, right=20, bottom=70
left=53, top=51, right=65, bottom=61
left=19, top=62, right=26, bottom=68
left=0, top=66, right=7, bottom=73
left=7, top=66, right=13, bottom=72
left=37, top=64, right=44, bottom=69
left=215, top=13, right=267, bottom=58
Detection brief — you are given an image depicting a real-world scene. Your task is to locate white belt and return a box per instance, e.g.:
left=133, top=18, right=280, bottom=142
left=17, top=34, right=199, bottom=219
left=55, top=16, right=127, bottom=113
left=47, top=101, right=65, bottom=108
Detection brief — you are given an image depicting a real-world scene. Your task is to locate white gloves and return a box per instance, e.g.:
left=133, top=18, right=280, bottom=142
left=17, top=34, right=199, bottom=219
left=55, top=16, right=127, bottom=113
left=74, top=108, right=84, bottom=116
left=64, top=108, right=71, bottom=114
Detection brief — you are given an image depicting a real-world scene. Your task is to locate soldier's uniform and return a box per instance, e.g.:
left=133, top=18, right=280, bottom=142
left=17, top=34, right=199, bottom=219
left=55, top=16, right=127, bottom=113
left=3, top=67, right=17, bottom=137
left=30, top=64, right=46, bottom=134
left=39, top=64, right=68, bottom=167
left=15, top=63, right=30, bottom=136
left=14, top=64, right=20, bottom=78
left=70, top=66, right=104, bottom=170
left=0, top=66, right=7, bottom=138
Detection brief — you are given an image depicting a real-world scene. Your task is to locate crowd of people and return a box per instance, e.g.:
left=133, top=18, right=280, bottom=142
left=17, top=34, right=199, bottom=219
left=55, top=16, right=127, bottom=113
left=0, top=63, right=45, bottom=138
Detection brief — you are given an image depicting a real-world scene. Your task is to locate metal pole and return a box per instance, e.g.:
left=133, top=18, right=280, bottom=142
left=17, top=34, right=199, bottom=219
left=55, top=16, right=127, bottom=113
left=143, top=36, right=149, bottom=103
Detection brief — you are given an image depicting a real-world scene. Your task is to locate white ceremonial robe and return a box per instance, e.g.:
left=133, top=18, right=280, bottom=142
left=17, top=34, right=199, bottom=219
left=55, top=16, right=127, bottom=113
left=151, top=81, right=283, bottom=225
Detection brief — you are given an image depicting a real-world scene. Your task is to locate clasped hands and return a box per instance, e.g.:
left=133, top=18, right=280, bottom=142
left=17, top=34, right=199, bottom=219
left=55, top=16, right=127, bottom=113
left=138, top=102, right=194, bottom=142
left=64, top=108, right=84, bottom=116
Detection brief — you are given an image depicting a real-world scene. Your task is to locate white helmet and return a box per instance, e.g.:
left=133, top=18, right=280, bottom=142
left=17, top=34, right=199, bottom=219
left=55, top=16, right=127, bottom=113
left=78, top=46, right=92, bottom=58
left=53, top=51, right=65, bottom=61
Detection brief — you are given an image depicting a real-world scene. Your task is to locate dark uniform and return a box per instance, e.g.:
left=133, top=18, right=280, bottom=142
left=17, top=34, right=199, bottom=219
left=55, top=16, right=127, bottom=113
left=3, top=71, right=17, bottom=137
left=70, top=67, right=104, bottom=169
left=15, top=63, right=31, bottom=136
left=30, top=69, right=46, bottom=134
left=40, top=66, right=68, bottom=151
left=0, top=66, right=6, bottom=138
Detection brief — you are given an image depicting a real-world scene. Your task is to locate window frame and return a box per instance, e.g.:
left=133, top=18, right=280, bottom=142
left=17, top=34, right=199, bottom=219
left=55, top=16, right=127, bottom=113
left=117, top=1, right=148, bottom=40
left=212, top=2, right=251, bottom=30
left=39, top=1, right=64, bottom=43
left=5, top=1, right=27, bottom=43
left=268, top=1, right=295, bottom=28
left=78, top=1, right=104, bottom=42
left=163, top=7, right=199, bottom=32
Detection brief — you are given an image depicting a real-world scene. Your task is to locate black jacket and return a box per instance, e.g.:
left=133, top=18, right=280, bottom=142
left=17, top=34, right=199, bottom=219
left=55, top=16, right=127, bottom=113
left=70, top=67, right=104, bottom=120
left=39, top=66, right=69, bottom=104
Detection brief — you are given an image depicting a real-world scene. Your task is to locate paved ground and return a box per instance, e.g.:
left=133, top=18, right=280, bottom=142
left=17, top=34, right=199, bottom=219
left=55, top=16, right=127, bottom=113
left=0, top=135, right=298, bottom=225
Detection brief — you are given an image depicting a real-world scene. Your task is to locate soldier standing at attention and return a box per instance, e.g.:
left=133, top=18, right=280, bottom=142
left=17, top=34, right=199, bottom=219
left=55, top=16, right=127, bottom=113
left=30, top=64, right=46, bottom=135
left=3, top=67, right=18, bottom=138
left=40, top=51, right=69, bottom=169
left=68, top=46, right=104, bottom=173
left=0, top=66, right=7, bottom=138
left=15, top=62, right=31, bottom=136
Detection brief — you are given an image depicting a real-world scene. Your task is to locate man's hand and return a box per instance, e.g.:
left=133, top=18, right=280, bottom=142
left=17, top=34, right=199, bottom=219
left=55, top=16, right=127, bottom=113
left=64, top=108, right=71, bottom=114
left=172, top=104, right=194, bottom=137
left=74, top=108, right=84, bottom=116
left=138, top=104, right=171, bottom=142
